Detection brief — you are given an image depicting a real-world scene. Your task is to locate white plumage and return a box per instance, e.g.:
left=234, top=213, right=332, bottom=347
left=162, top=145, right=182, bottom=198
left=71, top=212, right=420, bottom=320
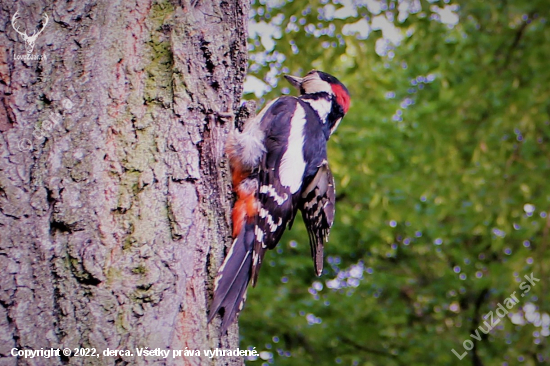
left=279, top=104, right=307, bottom=193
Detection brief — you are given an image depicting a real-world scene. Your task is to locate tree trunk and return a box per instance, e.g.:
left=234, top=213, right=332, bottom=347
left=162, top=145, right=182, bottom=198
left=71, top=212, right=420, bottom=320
left=0, top=0, right=248, bottom=365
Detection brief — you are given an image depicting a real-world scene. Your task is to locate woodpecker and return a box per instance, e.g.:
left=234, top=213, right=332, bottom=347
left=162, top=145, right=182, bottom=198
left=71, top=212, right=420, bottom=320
left=208, top=70, right=350, bottom=332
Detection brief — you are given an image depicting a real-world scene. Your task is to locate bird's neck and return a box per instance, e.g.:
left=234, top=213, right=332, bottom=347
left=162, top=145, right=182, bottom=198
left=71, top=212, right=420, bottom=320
left=300, top=93, right=342, bottom=138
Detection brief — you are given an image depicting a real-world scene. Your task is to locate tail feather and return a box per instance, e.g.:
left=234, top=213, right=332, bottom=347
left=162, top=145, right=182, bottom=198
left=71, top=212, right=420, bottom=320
left=208, top=223, right=255, bottom=332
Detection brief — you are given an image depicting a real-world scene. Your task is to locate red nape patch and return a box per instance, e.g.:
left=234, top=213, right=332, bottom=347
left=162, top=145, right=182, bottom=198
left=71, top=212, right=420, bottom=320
left=331, top=84, right=350, bottom=113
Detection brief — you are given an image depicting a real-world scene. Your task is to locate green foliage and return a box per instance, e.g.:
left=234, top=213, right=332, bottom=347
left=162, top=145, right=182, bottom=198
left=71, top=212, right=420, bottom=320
left=241, top=1, right=550, bottom=365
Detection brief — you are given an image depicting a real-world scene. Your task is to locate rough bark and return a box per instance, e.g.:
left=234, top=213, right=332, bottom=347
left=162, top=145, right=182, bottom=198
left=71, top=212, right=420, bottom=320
left=0, top=0, right=248, bottom=365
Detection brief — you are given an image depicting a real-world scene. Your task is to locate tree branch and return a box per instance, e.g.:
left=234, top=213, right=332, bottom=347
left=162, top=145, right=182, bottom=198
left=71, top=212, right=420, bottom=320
left=500, top=11, right=536, bottom=72
left=339, top=335, right=406, bottom=366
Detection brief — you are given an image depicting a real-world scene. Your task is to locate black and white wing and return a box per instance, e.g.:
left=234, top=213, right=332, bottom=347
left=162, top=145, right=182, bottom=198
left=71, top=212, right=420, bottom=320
left=250, top=97, right=303, bottom=285
left=299, top=160, right=335, bottom=276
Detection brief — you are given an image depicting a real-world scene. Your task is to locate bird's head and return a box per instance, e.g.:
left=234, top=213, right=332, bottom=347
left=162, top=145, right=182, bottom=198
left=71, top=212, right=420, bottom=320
left=284, top=70, right=350, bottom=115
left=285, top=70, right=350, bottom=135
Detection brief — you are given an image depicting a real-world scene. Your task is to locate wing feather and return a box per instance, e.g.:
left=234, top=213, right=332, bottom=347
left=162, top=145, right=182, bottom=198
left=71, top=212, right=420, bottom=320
left=299, top=160, right=335, bottom=276
left=250, top=97, right=301, bottom=286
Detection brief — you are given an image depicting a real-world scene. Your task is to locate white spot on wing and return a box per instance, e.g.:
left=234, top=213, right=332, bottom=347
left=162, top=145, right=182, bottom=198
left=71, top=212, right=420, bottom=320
left=305, top=200, right=316, bottom=210
left=255, top=226, right=264, bottom=242
left=262, top=212, right=282, bottom=233
left=260, top=185, right=288, bottom=205
left=279, top=104, right=307, bottom=193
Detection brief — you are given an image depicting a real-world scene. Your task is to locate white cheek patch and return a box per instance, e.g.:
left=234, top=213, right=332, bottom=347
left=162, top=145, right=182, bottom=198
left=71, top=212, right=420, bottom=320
left=304, top=99, right=331, bottom=123
left=279, top=104, right=307, bottom=193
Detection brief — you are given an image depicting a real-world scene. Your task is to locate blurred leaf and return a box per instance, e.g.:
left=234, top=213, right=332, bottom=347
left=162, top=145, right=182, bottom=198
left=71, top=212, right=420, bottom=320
left=242, top=1, right=550, bottom=365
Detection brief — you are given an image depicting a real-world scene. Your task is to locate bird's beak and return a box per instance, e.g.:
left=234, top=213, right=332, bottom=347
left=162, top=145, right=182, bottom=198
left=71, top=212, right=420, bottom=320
left=284, top=74, right=303, bottom=90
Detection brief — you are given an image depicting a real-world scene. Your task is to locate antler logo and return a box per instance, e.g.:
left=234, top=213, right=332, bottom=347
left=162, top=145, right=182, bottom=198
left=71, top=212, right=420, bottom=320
left=12, top=11, right=49, bottom=54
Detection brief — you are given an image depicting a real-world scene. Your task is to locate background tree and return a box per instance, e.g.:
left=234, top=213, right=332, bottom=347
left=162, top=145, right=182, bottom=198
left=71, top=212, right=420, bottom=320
left=0, top=1, right=249, bottom=365
left=242, top=0, right=550, bottom=365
